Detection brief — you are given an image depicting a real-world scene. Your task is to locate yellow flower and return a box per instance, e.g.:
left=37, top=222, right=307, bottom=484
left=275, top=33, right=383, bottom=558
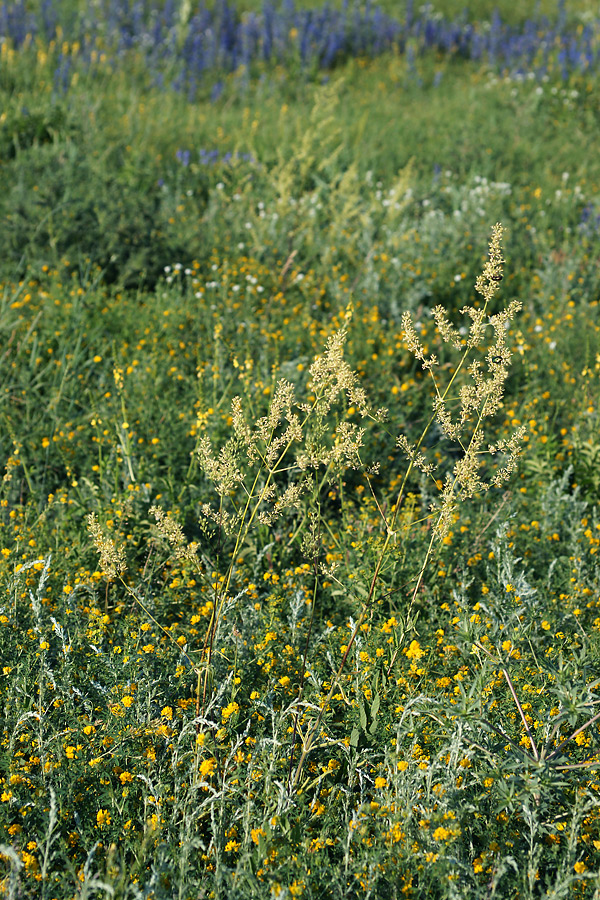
left=221, top=701, right=239, bottom=722
left=574, top=861, right=586, bottom=874
left=405, top=640, right=425, bottom=661
left=374, top=777, right=387, bottom=789
left=21, top=851, right=38, bottom=873
left=199, top=757, right=216, bottom=778
left=382, top=616, right=398, bottom=634
left=96, top=809, right=111, bottom=827
left=386, top=822, right=404, bottom=843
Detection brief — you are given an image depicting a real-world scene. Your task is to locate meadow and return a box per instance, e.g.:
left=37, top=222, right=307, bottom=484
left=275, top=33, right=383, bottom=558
left=1, top=0, right=600, bottom=897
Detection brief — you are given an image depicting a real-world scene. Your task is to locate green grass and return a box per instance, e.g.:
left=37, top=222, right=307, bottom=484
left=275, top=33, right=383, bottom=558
left=1, top=2, right=600, bottom=898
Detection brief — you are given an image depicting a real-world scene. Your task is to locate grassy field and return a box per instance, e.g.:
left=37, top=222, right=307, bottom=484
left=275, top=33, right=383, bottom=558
left=1, top=1, right=600, bottom=898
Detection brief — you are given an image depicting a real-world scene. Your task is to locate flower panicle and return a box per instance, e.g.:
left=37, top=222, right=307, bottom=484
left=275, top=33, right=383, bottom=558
left=150, top=505, right=199, bottom=564
left=87, top=513, right=126, bottom=579
left=400, top=223, right=524, bottom=537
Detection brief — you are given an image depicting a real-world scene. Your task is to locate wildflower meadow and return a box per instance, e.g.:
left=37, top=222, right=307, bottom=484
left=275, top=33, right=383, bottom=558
left=1, top=0, right=600, bottom=897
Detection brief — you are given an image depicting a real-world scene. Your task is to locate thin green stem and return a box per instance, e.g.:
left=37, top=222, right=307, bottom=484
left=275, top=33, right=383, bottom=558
left=547, top=708, right=600, bottom=762
left=287, top=560, right=320, bottom=792
left=201, top=392, right=326, bottom=708
left=501, top=666, right=539, bottom=761
left=118, top=577, right=199, bottom=674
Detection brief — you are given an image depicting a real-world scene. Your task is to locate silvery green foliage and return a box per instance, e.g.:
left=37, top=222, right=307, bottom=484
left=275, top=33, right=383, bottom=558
left=540, top=466, right=588, bottom=538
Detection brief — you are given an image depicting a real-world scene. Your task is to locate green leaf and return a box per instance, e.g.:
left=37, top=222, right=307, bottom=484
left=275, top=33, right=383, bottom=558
left=359, top=702, right=367, bottom=732
left=370, top=693, right=381, bottom=721
left=369, top=693, right=381, bottom=735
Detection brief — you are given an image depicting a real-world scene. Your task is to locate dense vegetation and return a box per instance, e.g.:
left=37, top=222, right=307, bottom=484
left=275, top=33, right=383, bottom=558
left=1, top=1, right=600, bottom=897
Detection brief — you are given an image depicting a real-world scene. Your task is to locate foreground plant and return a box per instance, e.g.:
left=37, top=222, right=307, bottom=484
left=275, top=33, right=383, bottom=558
left=87, top=224, right=525, bottom=793
left=290, top=223, right=525, bottom=786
